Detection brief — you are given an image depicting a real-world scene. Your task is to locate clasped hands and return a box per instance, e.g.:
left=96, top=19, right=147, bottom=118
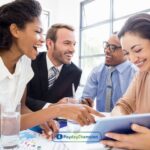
left=40, top=97, right=104, bottom=140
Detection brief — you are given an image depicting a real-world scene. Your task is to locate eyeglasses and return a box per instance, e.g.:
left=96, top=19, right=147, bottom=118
left=103, top=41, right=121, bottom=53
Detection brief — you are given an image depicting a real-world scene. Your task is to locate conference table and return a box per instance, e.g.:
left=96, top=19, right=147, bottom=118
left=18, top=125, right=107, bottom=150
left=18, top=125, right=119, bottom=150
left=16, top=115, right=124, bottom=150
left=0, top=112, right=125, bottom=150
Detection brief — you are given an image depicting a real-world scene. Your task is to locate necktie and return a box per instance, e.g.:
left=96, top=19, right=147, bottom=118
left=105, top=67, right=115, bottom=112
left=48, top=67, right=59, bottom=89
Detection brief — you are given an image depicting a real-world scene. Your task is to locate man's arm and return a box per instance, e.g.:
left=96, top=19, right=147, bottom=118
left=20, top=87, right=104, bottom=132
left=81, top=98, right=94, bottom=107
left=81, top=67, right=98, bottom=106
left=73, top=67, right=82, bottom=91
left=26, top=97, right=48, bottom=111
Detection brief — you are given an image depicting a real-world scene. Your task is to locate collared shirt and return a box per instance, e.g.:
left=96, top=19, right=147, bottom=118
left=46, top=53, right=63, bottom=77
left=0, top=55, right=34, bottom=109
left=81, top=60, right=137, bottom=112
left=43, top=54, right=63, bottom=109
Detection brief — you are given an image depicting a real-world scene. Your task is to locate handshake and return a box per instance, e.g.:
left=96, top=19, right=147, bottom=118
left=57, top=97, right=94, bottom=107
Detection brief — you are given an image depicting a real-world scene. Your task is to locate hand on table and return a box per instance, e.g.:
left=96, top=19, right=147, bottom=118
left=59, top=103, right=105, bottom=126
left=40, top=119, right=59, bottom=140
left=80, top=98, right=94, bottom=107
left=57, top=97, right=78, bottom=104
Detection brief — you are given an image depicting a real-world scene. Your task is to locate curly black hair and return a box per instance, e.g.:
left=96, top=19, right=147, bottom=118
left=0, top=0, right=42, bottom=50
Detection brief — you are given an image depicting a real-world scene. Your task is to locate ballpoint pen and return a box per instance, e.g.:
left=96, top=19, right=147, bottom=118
left=72, top=83, right=75, bottom=98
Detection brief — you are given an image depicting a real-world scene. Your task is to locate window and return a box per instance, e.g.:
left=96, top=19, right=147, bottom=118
left=41, top=10, right=50, bottom=35
left=80, top=0, right=150, bottom=86
left=82, top=0, right=110, bottom=27
left=114, top=0, right=150, bottom=18
left=39, top=10, right=50, bottom=52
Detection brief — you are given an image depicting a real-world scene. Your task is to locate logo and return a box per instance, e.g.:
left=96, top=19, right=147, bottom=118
left=54, top=132, right=100, bottom=142
left=56, top=134, right=63, bottom=139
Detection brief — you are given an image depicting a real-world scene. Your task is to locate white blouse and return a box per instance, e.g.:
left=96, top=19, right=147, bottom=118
left=0, top=55, right=34, bottom=110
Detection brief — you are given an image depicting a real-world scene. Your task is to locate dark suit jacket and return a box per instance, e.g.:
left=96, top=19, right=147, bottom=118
left=26, top=52, right=82, bottom=111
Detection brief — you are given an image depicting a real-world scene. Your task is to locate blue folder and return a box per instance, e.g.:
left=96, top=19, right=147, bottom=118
left=87, top=113, right=150, bottom=143
left=30, top=119, right=67, bottom=133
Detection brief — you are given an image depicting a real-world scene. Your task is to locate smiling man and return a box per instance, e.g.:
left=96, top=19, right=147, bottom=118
left=81, top=33, right=137, bottom=112
left=26, top=23, right=82, bottom=111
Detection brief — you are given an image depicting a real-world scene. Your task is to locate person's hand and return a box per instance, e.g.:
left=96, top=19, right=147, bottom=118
left=59, top=104, right=105, bottom=126
left=57, top=97, right=78, bottom=104
left=101, top=124, right=150, bottom=150
left=40, top=119, right=59, bottom=140
left=81, top=98, right=94, bottom=107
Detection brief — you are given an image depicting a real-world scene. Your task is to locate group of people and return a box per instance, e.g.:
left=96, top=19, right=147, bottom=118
left=0, top=0, right=102, bottom=138
left=0, top=0, right=150, bottom=149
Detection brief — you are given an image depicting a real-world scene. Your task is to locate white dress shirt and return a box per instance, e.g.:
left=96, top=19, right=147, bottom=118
left=46, top=53, right=63, bottom=76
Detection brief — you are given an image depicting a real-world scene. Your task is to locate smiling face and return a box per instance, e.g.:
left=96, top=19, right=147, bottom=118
left=13, top=18, right=44, bottom=60
left=47, top=28, right=76, bottom=66
left=104, top=35, right=126, bottom=66
left=120, top=32, right=150, bottom=72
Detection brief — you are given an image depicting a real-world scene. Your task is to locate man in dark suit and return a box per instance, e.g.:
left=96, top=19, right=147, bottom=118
left=26, top=23, right=82, bottom=111
left=22, top=24, right=102, bottom=139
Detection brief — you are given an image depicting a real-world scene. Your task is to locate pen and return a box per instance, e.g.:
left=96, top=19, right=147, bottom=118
left=72, top=83, right=80, bottom=104
left=72, top=83, right=75, bottom=98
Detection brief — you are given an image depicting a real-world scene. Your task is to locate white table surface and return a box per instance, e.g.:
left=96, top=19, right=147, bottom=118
left=56, top=114, right=124, bottom=150
left=3, top=114, right=124, bottom=150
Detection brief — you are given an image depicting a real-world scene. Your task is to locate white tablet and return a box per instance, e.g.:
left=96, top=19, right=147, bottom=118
left=87, top=113, right=150, bottom=143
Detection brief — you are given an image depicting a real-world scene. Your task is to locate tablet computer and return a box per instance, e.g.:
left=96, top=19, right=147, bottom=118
left=87, top=113, right=150, bottom=143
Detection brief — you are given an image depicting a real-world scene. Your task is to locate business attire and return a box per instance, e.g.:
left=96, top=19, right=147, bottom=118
left=0, top=56, right=33, bottom=107
left=26, top=52, right=82, bottom=111
left=116, top=71, right=150, bottom=113
left=81, top=60, right=137, bottom=112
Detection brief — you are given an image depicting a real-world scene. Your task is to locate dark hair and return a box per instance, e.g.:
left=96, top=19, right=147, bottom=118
left=0, top=0, right=42, bottom=50
left=118, top=13, right=150, bottom=40
left=46, top=23, right=74, bottom=42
